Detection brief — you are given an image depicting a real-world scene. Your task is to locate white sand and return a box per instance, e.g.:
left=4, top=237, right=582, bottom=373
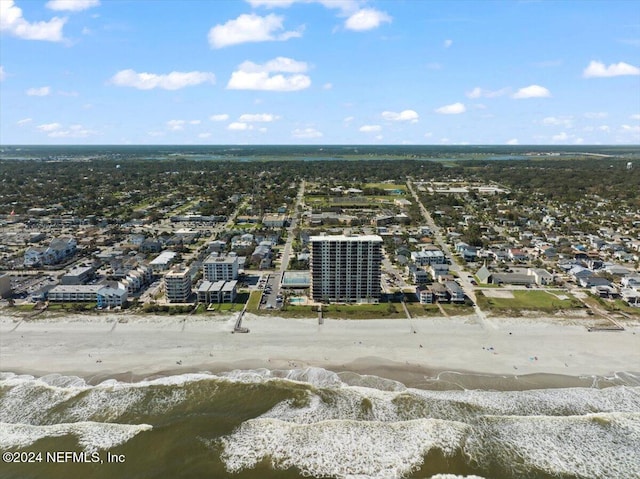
left=1, top=312, right=639, bottom=381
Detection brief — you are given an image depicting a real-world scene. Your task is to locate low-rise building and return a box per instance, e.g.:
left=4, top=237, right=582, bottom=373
left=61, top=265, right=95, bottom=285
left=150, top=251, right=177, bottom=273
left=197, top=280, right=238, bottom=304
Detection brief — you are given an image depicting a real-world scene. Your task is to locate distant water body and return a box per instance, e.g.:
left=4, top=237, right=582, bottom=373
left=2, top=368, right=639, bottom=479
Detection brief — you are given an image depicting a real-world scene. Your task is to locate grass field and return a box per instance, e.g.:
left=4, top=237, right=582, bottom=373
left=476, top=290, right=583, bottom=314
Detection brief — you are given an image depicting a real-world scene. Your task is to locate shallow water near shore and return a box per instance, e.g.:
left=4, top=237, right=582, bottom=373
left=2, top=368, right=640, bottom=479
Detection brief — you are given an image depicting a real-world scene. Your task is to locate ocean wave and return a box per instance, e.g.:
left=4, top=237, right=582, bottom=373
left=219, top=417, right=471, bottom=479
left=0, top=421, right=152, bottom=453
left=465, top=412, right=640, bottom=479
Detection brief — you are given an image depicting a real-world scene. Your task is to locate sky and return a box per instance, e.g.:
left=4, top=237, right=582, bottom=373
left=1, top=0, right=639, bottom=145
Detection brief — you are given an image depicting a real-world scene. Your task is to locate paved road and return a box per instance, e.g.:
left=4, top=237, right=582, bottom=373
left=406, top=179, right=496, bottom=329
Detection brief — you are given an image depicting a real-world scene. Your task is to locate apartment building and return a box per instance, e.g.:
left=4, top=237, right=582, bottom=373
left=164, top=267, right=192, bottom=303
left=203, top=254, right=238, bottom=282
left=310, top=235, right=383, bottom=303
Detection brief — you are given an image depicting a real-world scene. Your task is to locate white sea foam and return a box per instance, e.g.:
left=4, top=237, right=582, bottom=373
left=464, top=412, right=640, bottom=479
left=428, top=475, right=486, bottom=479
left=219, top=417, right=470, bottom=479
left=0, top=421, right=152, bottom=453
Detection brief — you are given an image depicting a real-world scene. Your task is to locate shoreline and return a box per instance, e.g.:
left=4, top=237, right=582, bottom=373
left=1, top=312, right=639, bottom=390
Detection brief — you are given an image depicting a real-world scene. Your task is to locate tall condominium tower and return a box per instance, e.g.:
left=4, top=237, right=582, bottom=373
left=310, top=235, right=383, bottom=303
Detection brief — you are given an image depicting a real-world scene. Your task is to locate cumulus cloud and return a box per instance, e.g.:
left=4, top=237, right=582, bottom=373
left=228, top=122, right=252, bottom=131
left=208, top=13, right=301, bottom=48
left=47, top=124, right=95, bottom=138
left=323, top=82, right=333, bottom=89
left=542, top=116, right=573, bottom=127
left=26, top=86, right=51, bottom=96
left=583, top=61, right=640, bottom=78
left=552, top=132, right=569, bottom=141
left=227, top=57, right=311, bottom=91
left=292, top=127, right=323, bottom=138
left=1, top=0, right=66, bottom=41
left=345, top=8, right=391, bottom=31
left=46, top=0, right=100, bottom=11
left=37, top=122, right=63, bottom=132
left=110, top=69, right=215, bottom=90
left=0, top=66, right=5, bottom=81
left=584, top=112, right=608, bottom=119
left=238, top=113, right=279, bottom=122
left=359, top=124, right=382, bottom=132
left=198, top=132, right=212, bottom=139
left=631, top=114, right=640, bottom=120
left=512, top=84, right=551, bottom=99
left=466, top=86, right=509, bottom=98
left=166, top=120, right=186, bottom=131
left=17, top=118, right=32, bottom=126
left=506, top=138, right=519, bottom=145
left=381, top=110, right=419, bottom=122
left=210, top=114, right=230, bottom=121
left=435, top=102, right=466, bottom=114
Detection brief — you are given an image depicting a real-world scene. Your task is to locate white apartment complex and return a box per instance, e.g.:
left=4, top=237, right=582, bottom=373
left=203, top=254, right=238, bottom=282
left=310, top=235, right=383, bottom=303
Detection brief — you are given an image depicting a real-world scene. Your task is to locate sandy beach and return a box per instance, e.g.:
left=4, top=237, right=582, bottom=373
left=2, top=311, right=639, bottom=385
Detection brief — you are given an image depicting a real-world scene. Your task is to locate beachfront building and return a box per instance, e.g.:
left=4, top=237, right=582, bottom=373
left=197, top=280, right=238, bottom=304
left=203, top=254, right=238, bottom=282
left=47, top=284, right=128, bottom=307
left=150, top=251, right=177, bottom=273
left=23, top=236, right=77, bottom=267
left=164, top=267, right=192, bottom=303
left=310, top=234, right=383, bottom=303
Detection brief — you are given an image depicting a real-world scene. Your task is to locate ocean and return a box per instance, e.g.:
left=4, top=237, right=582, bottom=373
left=1, top=368, right=639, bottom=479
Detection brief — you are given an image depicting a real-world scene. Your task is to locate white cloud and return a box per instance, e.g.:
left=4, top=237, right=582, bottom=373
left=622, top=124, right=640, bottom=133
left=506, top=138, right=519, bottom=145
left=552, top=132, right=569, bottom=141
left=110, top=69, right=215, bottom=90
left=47, top=124, right=95, bottom=138
left=0, top=0, right=66, bottom=42
left=323, top=82, right=333, bottom=90
left=359, top=124, right=382, bottom=132
left=583, top=60, right=640, bottom=78
left=17, top=118, right=32, bottom=126
left=228, top=122, right=253, bottom=131
left=166, top=120, right=186, bottom=131
left=343, top=116, right=354, bottom=123
left=466, top=86, right=509, bottom=98
left=598, top=125, right=610, bottom=132
left=210, top=114, right=230, bottom=122
left=542, top=116, right=573, bottom=127
left=208, top=13, right=301, bottom=48
left=0, top=66, right=5, bottom=81
left=630, top=114, right=640, bottom=120
left=227, top=57, right=311, bottom=91
left=292, top=127, right=323, bottom=138
left=345, top=8, right=391, bottom=31
left=584, top=112, right=608, bottom=119
left=435, top=102, right=466, bottom=114
left=189, top=120, right=201, bottom=125
left=443, top=39, right=453, bottom=48
left=426, top=63, right=442, bottom=70
left=238, top=113, right=279, bottom=122
left=198, top=132, right=212, bottom=139
left=512, top=84, right=551, bottom=99
left=37, top=122, right=63, bottom=132
left=381, top=110, right=419, bottom=122
left=26, top=86, right=51, bottom=96
left=46, top=0, right=100, bottom=11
